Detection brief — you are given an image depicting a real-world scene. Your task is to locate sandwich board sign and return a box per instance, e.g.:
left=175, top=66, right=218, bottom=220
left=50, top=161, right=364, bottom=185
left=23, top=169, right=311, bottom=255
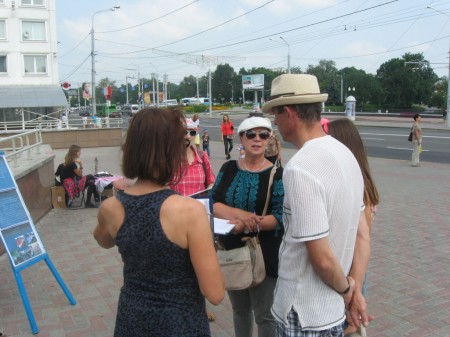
left=0, top=153, right=76, bottom=334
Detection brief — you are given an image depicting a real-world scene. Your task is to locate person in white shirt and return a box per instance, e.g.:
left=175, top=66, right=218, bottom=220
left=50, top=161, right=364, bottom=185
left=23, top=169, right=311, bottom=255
left=263, top=74, right=371, bottom=337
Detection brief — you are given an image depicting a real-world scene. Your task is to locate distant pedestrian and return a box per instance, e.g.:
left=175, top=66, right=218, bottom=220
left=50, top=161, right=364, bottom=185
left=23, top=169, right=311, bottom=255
left=221, top=115, right=234, bottom=160
left=265, top=129, right=282, bottom=166
left=192, top=114, right=201, bottom=150
left=82, top=116, right=88, bottom=128
left=202, top=129, right=210, bottom=157
left=411, top=114, right=423, bottom=167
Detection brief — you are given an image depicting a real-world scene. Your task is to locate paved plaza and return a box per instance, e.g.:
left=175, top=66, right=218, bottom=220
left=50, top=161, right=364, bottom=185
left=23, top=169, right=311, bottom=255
left=0, top=117, right=449, bottom=336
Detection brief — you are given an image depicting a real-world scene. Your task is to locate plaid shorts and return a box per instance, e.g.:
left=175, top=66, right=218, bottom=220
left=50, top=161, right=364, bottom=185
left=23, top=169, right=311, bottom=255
left=276, top=309, right=344, bottom=337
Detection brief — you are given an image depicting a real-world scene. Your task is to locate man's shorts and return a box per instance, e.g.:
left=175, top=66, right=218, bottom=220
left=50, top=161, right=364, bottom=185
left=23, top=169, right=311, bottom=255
left=276, top=309, right=344, bottom=337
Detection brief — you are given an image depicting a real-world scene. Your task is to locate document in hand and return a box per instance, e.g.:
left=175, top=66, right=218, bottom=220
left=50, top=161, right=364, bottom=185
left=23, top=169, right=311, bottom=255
left=213, top=218, right=235, bottom=235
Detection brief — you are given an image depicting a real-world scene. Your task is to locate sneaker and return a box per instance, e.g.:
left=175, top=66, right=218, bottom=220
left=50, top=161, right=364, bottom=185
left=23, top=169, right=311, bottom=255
left=85, top=202, right=98, bottom=208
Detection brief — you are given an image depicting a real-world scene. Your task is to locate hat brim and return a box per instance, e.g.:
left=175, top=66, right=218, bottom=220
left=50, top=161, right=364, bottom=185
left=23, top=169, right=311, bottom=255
left=262, top=94, right=328, bottom=114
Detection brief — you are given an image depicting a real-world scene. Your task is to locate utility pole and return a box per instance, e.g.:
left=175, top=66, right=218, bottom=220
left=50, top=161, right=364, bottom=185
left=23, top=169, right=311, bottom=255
left=427, top=6, right=450, bottom=127
left=91, top=6, right=120, bottom=116
left=152, top=48, right=244, bottom=117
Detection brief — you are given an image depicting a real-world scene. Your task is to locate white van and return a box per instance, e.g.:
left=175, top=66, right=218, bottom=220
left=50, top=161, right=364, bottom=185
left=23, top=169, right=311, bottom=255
left=122, top=104, right=139, bottom=116
left=161, top=99, right=178, bottom=106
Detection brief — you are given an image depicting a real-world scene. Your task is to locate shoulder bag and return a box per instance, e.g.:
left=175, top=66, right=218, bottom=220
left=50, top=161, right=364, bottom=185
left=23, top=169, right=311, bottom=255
left=217, top=166, right=277, bottom=291
left=408, top=126, right=413, bottom=142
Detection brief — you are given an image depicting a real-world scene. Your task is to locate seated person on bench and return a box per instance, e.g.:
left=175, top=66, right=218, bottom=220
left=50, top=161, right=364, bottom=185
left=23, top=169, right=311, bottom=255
left=60, top=144, right=99, bottom=208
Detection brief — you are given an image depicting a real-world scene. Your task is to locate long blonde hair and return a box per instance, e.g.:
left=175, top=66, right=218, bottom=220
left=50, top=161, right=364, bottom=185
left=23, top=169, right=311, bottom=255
left=64, top=144, right=81, bottom=166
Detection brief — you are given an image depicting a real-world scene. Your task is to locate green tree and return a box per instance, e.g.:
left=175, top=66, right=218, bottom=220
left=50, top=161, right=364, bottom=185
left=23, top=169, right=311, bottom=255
left=306, top=60, right=340, bottom=104
left=377, top=53, right=438, bottom=109
left=339, top=67, right=384, bottom=109
left=178, top=75, right=199, bottom=98
left=429, top=78, right=447, bottom=110
left=212, top=64, right=235, bottom=104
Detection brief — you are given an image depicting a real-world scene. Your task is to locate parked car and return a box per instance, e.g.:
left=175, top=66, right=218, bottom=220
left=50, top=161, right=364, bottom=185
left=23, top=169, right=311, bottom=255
left=109, top=110, right=122, bottom=118
left=79, top=108, right=91, bottom=117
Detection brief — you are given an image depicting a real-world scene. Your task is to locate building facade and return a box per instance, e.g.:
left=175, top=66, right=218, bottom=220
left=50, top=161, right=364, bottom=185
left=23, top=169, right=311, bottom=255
left=0, top=0, right=67, bottom=123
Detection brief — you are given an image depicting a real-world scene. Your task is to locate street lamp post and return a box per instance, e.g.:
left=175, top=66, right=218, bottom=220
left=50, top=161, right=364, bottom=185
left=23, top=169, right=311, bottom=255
left=125, top=74, right=135, bottom=105
left=427, top=6, right=450, bottom=128
left=91, top=5, right=120, bottom=116
left=280, top=37, right=291, bottom=74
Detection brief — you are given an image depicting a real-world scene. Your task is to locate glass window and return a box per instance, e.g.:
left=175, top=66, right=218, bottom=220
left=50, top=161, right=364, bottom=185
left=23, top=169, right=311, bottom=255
left=22, top=21, right=45, bottom=41
left=21, top=0, right=44, bottom=5
left=0, top=56, right=6, bottom=73
left=0, top=21, right=5, bottom=40
left=24, top=55, right=46, bottom=74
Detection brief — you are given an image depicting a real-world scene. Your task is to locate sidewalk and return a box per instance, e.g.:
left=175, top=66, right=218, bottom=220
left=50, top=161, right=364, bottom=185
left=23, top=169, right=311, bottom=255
left=0, top=140, right=449, bottom=337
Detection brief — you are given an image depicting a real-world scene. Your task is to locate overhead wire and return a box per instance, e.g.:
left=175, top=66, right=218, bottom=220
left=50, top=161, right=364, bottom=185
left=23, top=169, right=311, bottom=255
left=97, top=0, right=200, bottom=34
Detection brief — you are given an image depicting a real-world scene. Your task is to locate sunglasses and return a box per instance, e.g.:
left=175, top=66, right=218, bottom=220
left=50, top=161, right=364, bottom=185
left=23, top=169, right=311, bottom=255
left=185, top=130, right=197, bottom=136
left=244, top=130, right=271, bottom=140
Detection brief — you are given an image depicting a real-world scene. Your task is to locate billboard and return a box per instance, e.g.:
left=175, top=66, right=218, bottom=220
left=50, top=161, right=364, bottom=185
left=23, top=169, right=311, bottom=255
left=242, top=74, right=264, bottom=90
left=82, top=82, right=91, bottom=99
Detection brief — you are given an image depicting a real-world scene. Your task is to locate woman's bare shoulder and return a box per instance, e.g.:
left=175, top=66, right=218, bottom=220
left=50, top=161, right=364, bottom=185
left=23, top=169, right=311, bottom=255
left=162, top=194, right=205, bottom=215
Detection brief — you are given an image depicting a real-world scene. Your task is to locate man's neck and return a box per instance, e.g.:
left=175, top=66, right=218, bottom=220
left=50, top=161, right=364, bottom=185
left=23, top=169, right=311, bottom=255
left=294, top=122, right=327, bottom=149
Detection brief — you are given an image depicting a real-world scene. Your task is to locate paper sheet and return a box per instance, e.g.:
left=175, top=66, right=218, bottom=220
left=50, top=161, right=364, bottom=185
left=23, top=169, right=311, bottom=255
left=213, top=217, right=235, bottom=235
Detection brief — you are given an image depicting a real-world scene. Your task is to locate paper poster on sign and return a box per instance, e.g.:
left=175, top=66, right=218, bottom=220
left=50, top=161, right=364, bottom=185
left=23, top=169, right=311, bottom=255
left=0, top=222, right=45, bottom=266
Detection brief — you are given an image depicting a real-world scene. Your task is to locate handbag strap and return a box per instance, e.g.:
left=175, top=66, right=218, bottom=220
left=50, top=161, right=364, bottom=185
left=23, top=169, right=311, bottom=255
left=262, top=165, right=277, bottom=216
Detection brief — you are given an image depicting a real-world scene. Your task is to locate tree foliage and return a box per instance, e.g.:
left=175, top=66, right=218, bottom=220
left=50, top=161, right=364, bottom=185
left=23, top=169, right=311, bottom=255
left=98, top=53, right=442, bottom=111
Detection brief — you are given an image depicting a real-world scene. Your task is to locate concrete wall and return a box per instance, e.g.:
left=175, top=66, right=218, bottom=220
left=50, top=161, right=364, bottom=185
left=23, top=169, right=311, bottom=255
left=41, top=128, right=123, bottom=149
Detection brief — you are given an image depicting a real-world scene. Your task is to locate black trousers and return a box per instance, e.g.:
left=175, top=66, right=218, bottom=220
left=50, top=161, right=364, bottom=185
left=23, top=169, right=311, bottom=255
left=223, top=137, right=233, bottom=156
left=85, top=174, right=99, bottom=204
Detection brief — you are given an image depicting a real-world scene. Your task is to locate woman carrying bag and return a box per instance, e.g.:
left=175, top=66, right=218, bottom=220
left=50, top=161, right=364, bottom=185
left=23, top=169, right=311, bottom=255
left=211, top=117, right=284, bottom=337
left=411, top=114, right=423, bottom=167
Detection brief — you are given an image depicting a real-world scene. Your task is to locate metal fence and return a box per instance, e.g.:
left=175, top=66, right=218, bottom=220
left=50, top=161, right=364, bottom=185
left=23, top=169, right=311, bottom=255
left=0, top=129, right=43, bottom=167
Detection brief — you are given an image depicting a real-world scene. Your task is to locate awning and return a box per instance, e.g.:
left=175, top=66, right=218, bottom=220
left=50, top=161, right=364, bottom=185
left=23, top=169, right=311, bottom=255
left=0, top=85, right=68, bottom=108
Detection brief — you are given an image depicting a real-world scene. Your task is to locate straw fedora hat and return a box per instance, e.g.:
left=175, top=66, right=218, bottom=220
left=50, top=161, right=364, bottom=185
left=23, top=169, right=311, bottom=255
left=262, top=74, right=328, bottom=114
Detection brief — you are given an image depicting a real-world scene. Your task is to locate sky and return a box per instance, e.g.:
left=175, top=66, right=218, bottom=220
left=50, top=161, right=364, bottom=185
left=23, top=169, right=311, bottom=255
left=56, top=0, right=450, bottom=88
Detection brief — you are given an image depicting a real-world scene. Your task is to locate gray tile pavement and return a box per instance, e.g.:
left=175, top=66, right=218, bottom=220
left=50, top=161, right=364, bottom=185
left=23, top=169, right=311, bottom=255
left=1, top=137, right=449, bottom=337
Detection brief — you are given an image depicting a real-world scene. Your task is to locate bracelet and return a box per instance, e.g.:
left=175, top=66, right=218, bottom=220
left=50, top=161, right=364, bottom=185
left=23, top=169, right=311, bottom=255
left=338, top=277, right=351, bottom=295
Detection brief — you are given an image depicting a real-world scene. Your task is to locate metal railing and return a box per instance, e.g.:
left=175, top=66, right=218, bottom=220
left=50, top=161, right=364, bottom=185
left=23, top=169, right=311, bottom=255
left=0, top=107, right=123, bottom=132
left=0, top=129, right=43, bottom=167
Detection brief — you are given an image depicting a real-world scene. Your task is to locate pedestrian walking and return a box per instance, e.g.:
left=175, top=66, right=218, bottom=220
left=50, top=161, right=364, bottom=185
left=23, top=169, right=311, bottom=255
left=221, top=115, right=234, bottom=160
left=202, top=129, right=211, bottom=157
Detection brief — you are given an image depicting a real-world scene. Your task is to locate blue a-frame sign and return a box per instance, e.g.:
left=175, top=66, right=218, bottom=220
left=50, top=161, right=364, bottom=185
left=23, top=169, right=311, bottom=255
left=0, top=153, right=76, bottom=334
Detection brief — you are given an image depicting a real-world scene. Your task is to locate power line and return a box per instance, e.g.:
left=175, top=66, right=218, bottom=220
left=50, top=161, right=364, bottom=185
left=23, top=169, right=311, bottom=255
left=97, top=0, right=200, bottom=34
left=153, top=0, right=275, bottom=49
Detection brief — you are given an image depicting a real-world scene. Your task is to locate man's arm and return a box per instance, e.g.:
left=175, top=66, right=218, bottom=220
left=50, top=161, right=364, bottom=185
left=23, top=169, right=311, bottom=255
left=306, top=237, right=355, bottom=306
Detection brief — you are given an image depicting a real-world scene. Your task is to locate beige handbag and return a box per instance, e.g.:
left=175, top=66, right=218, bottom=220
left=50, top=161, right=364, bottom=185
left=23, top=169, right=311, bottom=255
left=217, top=236, right=265, bottom=290
left=217, top=166, right=277, bottom=291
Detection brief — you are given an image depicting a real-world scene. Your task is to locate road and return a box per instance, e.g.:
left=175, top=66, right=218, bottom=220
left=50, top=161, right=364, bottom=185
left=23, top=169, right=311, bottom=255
left=198, top=119, right=450, bottom=164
